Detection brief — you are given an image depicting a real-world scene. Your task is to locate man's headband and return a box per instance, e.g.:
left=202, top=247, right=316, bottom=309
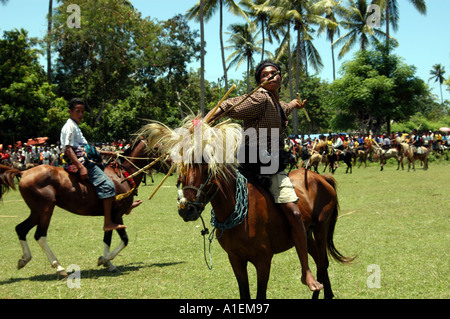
left=255, top=61, right=282, bottom=84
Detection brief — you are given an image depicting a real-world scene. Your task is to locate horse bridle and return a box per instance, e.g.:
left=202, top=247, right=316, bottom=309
left=177, top=170, right=219, bottom=212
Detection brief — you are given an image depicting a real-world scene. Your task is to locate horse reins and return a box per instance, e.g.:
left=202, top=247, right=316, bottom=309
left=106, top=140, right=153, bottom=201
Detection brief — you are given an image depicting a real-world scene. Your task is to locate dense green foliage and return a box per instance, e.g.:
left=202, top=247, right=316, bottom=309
left=0, top=29, right=66, bottom=143
left=1, top=0, right=449, bottom=145
left=326, top=42, right=430, bottom=133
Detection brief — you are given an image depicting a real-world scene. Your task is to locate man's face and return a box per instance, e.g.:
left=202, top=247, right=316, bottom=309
left=259, top=66, right=281, bottom=93
left=69, top=104, right=85, bottom=124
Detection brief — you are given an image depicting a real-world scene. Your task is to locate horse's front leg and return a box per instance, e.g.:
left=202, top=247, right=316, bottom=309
left=228, top=256, right=250, bottom=299
left=98, top=229, right=128, bottom=272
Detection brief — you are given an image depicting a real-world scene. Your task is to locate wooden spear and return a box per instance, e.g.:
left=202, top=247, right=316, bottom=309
left=120, top=156, right=163, bottom=184
left=204, top=83, right=236, bottom=124
left=148, top=164, right=176, bottom=200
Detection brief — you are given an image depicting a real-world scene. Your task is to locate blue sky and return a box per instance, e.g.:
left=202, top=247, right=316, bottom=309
left=1, top=0, right=449, bottom=101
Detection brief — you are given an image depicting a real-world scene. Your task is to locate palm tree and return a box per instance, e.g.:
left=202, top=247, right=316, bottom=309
left=375, top=0, right=426, bottom=52
left=429, top=64, right=446, bottom=105
left=316, top=0, right=341, bottom=81
left=186, top=0, right=248, bottom=92
left=332, top=0, right=386, bottom=60
left=249, top=1, right=294, bottom=106
left=272, top=0, right=336, bottom=76
left=240, top=0, right=283, bottom=62
left=256, top=0, right=336, bottom=134
left=225, top=22, right=270, bottom=93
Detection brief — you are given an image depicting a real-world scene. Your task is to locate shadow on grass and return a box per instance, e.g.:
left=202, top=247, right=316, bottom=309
left=0, top=261, right=185, bottom=285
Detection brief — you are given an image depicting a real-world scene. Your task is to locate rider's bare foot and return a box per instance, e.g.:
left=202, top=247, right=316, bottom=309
left=103, top=223, right=126, bottom=231
left=125, top=199, right=143, bottom=215
left=302, top=270, right=323, bottom=291
left=131, top=199, right=143, bottom=209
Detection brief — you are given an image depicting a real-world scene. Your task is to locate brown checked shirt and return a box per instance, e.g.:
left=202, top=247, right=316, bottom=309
left=219, top=87, right=292, bottom=152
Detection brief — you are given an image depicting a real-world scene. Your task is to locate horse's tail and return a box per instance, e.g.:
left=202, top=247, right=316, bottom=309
left=323, top=174, right=355, bottom=264
left=0, top=164, right=22, bottom=200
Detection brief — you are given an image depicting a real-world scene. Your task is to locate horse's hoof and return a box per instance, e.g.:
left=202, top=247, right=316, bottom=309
left=18, top=259, right=28, bottom=269
left=98, top=256, right=107, bottom=266
left=57, top=270, right=68, bottom=277
left=98, top=256, right=120, bottom=273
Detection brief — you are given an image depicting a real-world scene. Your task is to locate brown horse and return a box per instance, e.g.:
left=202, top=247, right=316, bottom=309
left=138, top=117, right=353, bottom=299
left=177, top=164, right=353, bottom=299
left=0, top=139, right=166, bottom=276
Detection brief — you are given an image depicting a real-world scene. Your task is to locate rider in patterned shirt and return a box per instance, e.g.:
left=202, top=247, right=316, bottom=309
left=205, top=60, right=323, bottom=292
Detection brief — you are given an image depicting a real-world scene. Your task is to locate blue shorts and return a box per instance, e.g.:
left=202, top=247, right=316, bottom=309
left=86, top=164, right=116, bottom=199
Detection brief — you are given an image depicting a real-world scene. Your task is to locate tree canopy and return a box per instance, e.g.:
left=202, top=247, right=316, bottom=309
left=0, top=29, right=66, bottom=143
left=326, top=43, right=428, bottom=134
left=0, top=0, right=448, bottom=145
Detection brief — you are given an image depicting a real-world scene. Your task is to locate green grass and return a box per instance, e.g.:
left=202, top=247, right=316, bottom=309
left=0, top=160, right=449, bottom=299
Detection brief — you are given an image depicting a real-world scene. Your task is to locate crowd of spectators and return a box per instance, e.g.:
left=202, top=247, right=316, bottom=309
left=2, top=130, right=449, bottom=170
left=0, top=139, right=133, bottom=170
left=289, top=130, right=449, bottom=153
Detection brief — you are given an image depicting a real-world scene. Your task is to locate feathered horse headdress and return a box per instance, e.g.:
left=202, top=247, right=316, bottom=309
left=136, top=115, right=243, bottom=182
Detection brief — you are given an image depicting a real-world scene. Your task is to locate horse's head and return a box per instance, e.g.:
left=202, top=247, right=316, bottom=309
left=137, top=116, right=243, bottom=221
left=176, top=163, right=220, bottom=222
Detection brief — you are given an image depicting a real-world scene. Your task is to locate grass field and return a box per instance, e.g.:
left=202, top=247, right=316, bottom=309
left=0, top=159, right=449, bottom=299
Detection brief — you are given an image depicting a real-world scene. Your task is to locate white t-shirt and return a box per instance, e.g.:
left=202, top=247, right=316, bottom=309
left=332, top=138, right=343, bottom=149
left=42, top=150, right=52, bottom=165
left=60, top=118, right=88, bottom=150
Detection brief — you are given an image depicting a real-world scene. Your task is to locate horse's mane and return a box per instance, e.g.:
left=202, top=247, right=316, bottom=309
left=136, top=115, right=243, bottom=183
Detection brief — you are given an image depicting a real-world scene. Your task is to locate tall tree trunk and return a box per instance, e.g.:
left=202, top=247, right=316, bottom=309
left=47, top=0, right=53, bottom=83
left=295, top=25, right=300, bottom=92
left=219, top=0, right=229, bottom=92
left=200, top=0, right=205, bottom=116
left=292, top=25, right=302, bottom=135
left=287, top=22, right=294, bottom=101
left=386, top=116, right=391, bottom=135
left=261, top=18, right=265, bottom=61
left=385, top=0, right=390, bottom=54
left=246, top=57, right=250, bottom=94
left=385, top=1, right=391, bottom=132
left=286, top=22, right=298, bottom=135
left=331, top=35, right=336, bottom=81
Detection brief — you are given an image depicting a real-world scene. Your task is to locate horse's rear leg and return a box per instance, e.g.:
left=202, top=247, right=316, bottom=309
left=98, top=228, right=128, bottom=272
left=254, top=257, right=272, bottom=299
left=312, top=225, right=334, bottom=299
left=32, top=206, right=66, bottom=276
left=15, top=215, right=38, bottom=269
left=306, top=230, right=321, bottom=299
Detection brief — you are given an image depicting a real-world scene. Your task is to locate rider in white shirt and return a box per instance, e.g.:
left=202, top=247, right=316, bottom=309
left=60, top=98, right=125, bottom=231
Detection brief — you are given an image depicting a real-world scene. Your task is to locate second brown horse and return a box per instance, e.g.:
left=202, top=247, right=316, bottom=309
left=0, top=140, right=167, bottom=276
